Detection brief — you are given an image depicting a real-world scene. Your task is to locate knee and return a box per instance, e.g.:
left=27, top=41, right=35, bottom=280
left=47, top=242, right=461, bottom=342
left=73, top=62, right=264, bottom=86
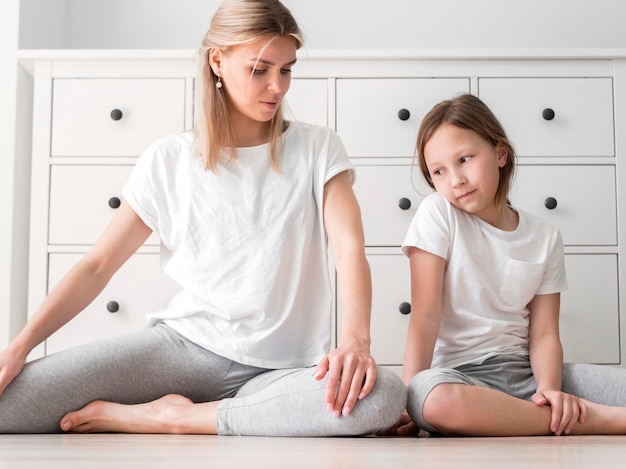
left=419, top=383, right=467, bottom=435
left=364, top=368, right=407, bottom=429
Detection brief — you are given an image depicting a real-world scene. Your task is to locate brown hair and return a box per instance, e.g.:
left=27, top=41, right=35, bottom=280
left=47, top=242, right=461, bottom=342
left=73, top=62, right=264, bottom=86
left=194, top=0, right=303, bottom=171
left=416, top=93, right=516, bottom=212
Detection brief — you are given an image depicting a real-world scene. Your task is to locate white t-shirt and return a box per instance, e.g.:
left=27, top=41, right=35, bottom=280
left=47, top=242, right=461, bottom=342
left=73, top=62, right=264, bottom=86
left=402, top=192, right=568, bottom=370
left=122, top=121, right=354, bottom=369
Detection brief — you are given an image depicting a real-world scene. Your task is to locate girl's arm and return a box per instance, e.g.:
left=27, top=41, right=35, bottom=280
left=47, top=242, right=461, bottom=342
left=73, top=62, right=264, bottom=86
left=528, top=292, right=587, bottom=435
left=0, top=202, right=152, bottom=396
left=315, top=169, right=376, bottom=418
left=387, top=246, right=444, bottom=436
left=402, top=246, right=445, bottom=384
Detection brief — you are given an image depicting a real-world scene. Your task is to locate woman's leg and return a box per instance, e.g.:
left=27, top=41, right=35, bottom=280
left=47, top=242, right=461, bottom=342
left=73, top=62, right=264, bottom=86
left=562, top=362, right=626, bottom=406
left=0, top=324, right=246, bottom=433
left=61, top=365, right=406, bottom=436
left=217, top=366, right=406, bottom=436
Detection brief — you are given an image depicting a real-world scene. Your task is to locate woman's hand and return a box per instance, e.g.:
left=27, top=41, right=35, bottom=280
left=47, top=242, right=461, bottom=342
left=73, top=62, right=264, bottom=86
left=532, top=389, right=587, bottom=436
left=314, top=341, right=376, bottom=418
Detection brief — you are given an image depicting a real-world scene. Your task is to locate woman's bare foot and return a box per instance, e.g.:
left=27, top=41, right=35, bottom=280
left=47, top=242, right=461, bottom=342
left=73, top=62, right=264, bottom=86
left=60, top=394, right=218, bottom=434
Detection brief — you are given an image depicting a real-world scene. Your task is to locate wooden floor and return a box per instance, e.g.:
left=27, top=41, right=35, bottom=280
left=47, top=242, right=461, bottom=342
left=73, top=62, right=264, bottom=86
left=1, top=434, right=626, bottom=468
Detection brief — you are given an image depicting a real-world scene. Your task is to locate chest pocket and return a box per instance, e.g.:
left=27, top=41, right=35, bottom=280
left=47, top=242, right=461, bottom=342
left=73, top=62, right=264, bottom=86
left=499, top=257, right=544, bottom=308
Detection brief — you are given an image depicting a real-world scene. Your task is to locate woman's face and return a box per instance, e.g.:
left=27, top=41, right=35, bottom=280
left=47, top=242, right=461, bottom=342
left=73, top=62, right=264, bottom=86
left=210, top=36, right=298, bottom=143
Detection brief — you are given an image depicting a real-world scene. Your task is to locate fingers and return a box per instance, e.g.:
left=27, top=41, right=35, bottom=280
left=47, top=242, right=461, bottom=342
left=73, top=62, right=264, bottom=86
left=548, top=393, right=582, bottom=436
left=321, top=351, right=376, bottom=418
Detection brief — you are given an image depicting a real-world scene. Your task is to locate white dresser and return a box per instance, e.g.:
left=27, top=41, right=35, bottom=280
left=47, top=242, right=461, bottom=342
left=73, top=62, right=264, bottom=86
left=20, top=50, right=626, bottom=371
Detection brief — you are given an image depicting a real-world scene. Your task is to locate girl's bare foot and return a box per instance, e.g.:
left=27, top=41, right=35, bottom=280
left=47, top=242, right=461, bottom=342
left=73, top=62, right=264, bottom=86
left=60, top=394, right=200, bottom=434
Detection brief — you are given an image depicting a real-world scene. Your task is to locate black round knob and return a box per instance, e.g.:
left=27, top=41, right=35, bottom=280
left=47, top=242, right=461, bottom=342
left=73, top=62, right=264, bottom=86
left=106, top=301, right=120, bottom=313
left=544, top=197, right=558, bottom=210
left=542, top=108, right=555, bottom=121
left=397, top=108, right=411, bottom=121
left=398, top=198, right=412, bottom=210
left=110, top=109, right=123, bottom=121
left=108, top=197, right=121, bottom=209
left=399, top=302, right=411, bottom=315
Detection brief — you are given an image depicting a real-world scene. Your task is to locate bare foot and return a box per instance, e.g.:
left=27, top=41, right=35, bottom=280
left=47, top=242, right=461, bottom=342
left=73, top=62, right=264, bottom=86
left=60, top=394, right=198, bottom=434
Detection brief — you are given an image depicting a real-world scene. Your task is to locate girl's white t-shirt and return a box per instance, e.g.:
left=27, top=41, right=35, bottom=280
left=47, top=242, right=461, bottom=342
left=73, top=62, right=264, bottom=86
left=402, top=192, right=568, bottom=370
left=123, top=121, right=354, bottom=369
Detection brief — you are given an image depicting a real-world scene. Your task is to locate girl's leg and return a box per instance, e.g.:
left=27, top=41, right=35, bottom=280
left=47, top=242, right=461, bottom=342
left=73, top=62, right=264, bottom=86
left=409, top=367, right=626, bottom=436
left=217, top=366, right=406, bottom=436
left=0, top=324, right=246, bottom=433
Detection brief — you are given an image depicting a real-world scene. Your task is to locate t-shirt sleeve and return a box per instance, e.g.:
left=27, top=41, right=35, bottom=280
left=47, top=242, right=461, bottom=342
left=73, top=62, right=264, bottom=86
left=321, top=128, right=354, bottom=185
left=122, top=139, right=167, bottom=236
left=536, top=228, right=568, bottom=295
left=401, top=193, right=451, bottom=260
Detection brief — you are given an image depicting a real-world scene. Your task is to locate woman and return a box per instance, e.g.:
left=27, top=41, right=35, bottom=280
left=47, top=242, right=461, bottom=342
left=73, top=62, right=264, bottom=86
left=0, top=0, right=405, bottom=435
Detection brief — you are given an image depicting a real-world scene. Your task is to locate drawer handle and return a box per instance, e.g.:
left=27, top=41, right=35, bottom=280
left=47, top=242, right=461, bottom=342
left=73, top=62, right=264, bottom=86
left=398, top=197, right=412, bottom=210
left=108, top=197, right=121, bottom=209
left=399, top=302, right=412, bottom=315
left=110, top=109, right=123, bottom=121
left=544, top=197, right=558, bottom=210
left=542, top=108, right=555, bottom=121
left=397, top=108, right=411, bottom=121
left=106, top=301, right=120, bottom=313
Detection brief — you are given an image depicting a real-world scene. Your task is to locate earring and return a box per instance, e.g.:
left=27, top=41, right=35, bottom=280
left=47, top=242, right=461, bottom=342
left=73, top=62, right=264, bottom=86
left=216, top=76, right=223, bottom=89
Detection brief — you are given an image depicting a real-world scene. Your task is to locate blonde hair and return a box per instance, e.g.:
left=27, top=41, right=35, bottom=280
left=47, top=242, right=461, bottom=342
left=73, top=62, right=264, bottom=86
left=416, top=94, right=516, bottom=214
left=194, top=0, right=303, bottom=172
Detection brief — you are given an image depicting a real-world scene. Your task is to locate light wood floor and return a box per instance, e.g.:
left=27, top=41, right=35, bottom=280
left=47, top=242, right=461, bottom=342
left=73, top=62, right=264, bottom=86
left=1, top=434, right=626, bottom=468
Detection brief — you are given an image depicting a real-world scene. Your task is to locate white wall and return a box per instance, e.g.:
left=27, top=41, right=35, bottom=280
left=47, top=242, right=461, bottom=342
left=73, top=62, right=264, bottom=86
left=1, top=0, right=31, bottom=349
left=19, top=0, right=626, bottom=50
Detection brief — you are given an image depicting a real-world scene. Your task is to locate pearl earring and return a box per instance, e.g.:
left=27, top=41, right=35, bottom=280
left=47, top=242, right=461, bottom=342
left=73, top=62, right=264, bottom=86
left=216, top=76, right=223, bottom=89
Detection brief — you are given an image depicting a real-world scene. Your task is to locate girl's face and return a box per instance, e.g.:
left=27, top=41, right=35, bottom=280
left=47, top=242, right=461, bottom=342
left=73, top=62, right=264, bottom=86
left=424, top=123, right=508, bottom=227
left=210, top=36, right=298, bottom=145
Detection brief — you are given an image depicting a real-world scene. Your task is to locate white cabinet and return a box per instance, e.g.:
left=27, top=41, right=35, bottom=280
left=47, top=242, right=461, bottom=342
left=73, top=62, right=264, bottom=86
left=479, top=78, right=615, bottom=157
left=46, top=253, right=180, bottom=355
left=51, top=78, right=187, bottom=157
left=24, top=52, right=626, bottom=370
left=336, top=78, right=470, bottom=157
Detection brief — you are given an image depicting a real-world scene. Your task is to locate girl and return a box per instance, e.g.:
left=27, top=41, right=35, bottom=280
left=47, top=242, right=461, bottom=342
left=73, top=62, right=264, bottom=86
left=394, top=93, right=626, bottom=437
left=0, top=0, right=405, bottom=435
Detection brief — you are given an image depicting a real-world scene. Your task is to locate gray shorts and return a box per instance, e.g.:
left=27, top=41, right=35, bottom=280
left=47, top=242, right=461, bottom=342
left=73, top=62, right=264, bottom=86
left=407, top=354, right=626, bottom=434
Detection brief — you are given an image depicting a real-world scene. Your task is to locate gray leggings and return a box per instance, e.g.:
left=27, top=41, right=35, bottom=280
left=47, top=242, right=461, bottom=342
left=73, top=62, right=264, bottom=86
left=408, top=355, right=626, bottom=433
left=0, top=324, right=406, bottom=435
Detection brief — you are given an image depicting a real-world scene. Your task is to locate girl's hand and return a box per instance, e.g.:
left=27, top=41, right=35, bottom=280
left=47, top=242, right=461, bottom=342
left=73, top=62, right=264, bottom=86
left=0, top=345, right=27, bottom=397
left=532, top=389, right=587, bottom=436
left=378, top=410, right=420, bottom=436
left=314, top=342, right=376, bottom=418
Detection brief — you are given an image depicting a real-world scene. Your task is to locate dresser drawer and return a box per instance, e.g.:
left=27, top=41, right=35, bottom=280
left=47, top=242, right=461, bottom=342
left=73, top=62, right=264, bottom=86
left=353, top=164, right=432, bottom=247
left=48, top=165, right=159, bottom=245
left=51, top=78, right=186, bottom=157
left=336, top=78, right=470, bottom=157
left=284, top=78, right=328, bottom=127
left=511, top=165, right=616, bottom=246
left=45, top=253, right=181, bottom=355
left=479, top=78, right=614, bottom=157
left=561, top=254, right=619, bottom=364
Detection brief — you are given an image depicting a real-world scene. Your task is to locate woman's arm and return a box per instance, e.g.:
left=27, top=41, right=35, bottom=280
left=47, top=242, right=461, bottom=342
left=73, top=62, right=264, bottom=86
left=314, top=169, right=375, bottom=418
left=0, top=202, right=152, bottom=396
left=528, top=292, right=587, bottom=435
